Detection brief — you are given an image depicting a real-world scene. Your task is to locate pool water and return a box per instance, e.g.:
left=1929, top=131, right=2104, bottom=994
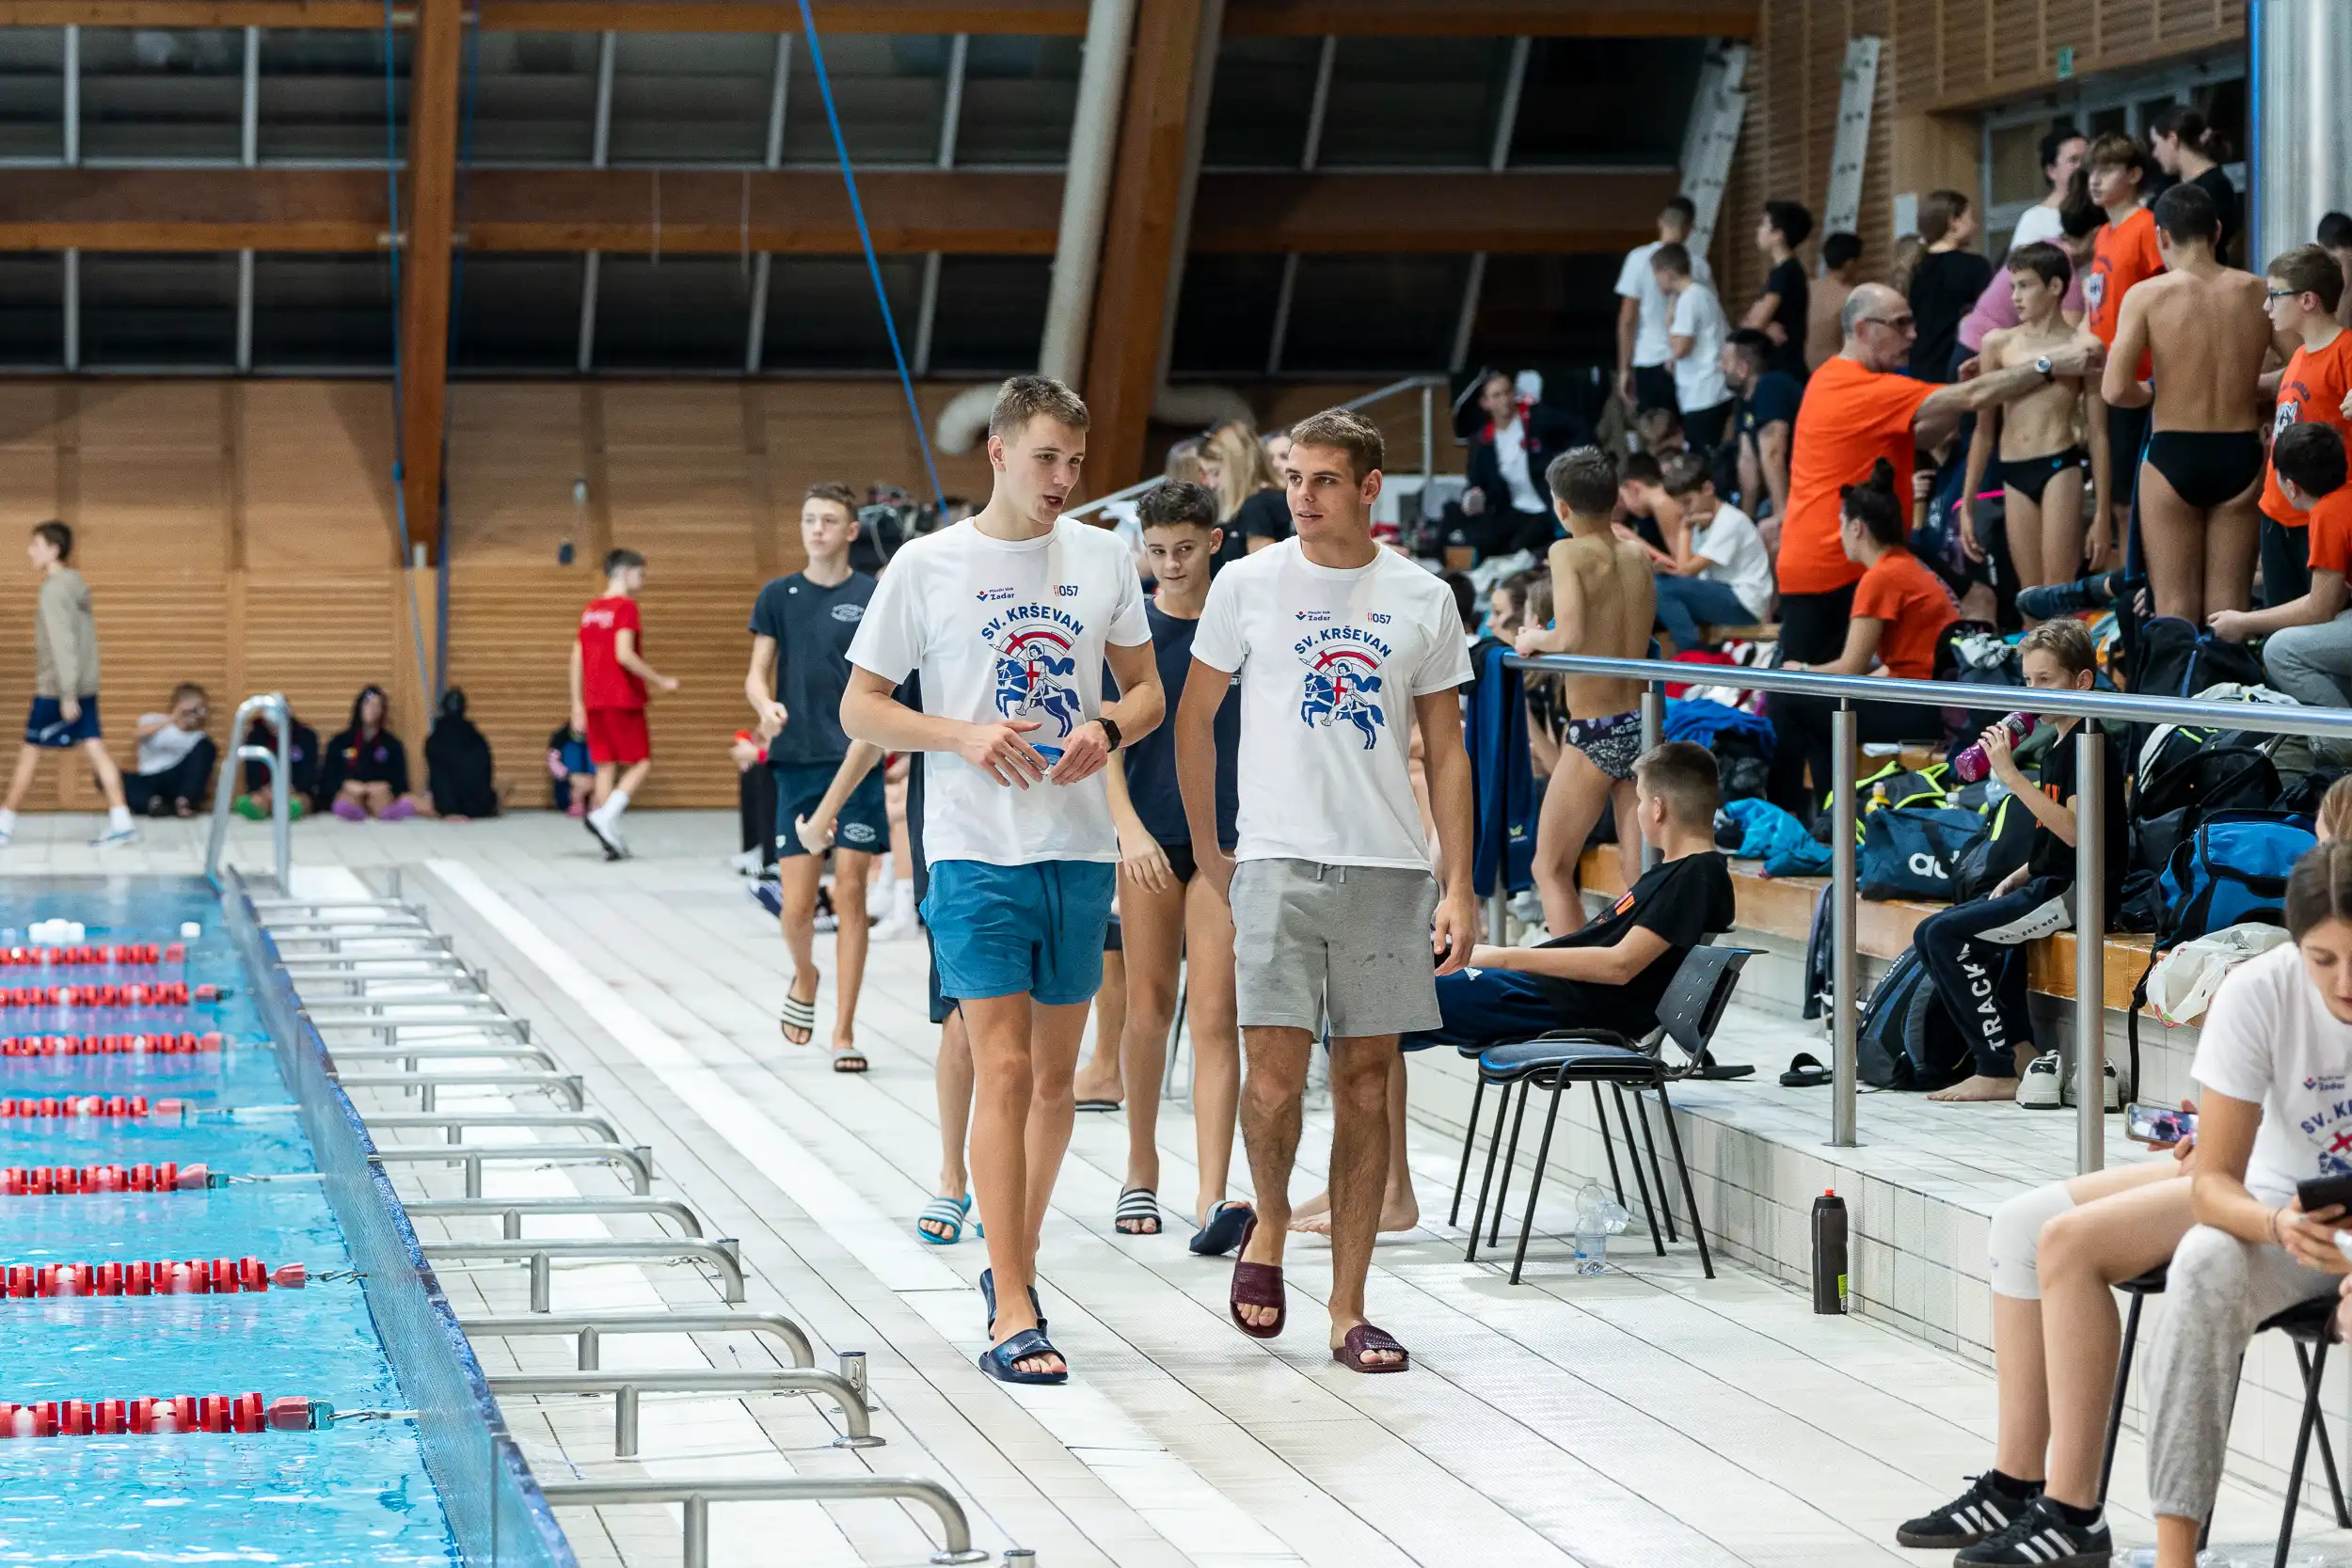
left=0, top=881, right=460, bottom=1566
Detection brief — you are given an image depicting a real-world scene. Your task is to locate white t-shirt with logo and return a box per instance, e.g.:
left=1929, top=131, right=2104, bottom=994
left=1615, top=241, right=1717, bottom=368
left=1192, top=539, right=1473, bottom=870
left=2191, top=942, right=2352, bottom=1203
left=847, top=517, right=1150, bottom=867
left=1668, top=283, right=1732, bottom=410
left=1691, top=503, right=1776, bottom=621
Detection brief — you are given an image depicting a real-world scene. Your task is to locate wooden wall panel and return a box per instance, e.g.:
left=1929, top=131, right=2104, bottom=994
left=446, top=386, right=590, bottom=565
left=632, top=573, right=770, bottom=809
left=442, top=565, right=584, bottom=812
left=239, top=574, right=403, bottom=744
left=239, top=383, right=398, bottom=571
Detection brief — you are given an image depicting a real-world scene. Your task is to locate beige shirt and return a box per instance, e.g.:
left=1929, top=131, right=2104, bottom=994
left=35, top=567, right=98, bottom=699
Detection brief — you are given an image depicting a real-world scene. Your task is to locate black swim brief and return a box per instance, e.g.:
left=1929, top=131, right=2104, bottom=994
left=1998, top=447, right=2089, bottom=507
left=2144, top=429, right=2265, bottom=511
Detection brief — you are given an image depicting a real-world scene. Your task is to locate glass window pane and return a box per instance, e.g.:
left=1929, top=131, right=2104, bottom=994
left=79, top=28, right=243, bottom=163
left=453, top=252, right=583, bottom=371
left=0, top=30, right=66, bottom=161
left=785, top=34, right=948, bottom=165
left=1511, top=38, right=1705, bottom=167
left=1989, top=119, right=2074, bottom=208
left=1319, top=38, right=1510, bottom=168
left=761, top=254, right=921, bottom=371
left=607, top=32, right=773, bottom=166
left=1201, top=37, right=1316, bottom=167
left=955, top=36, right=1079, bottom=166
left=1170, top=255, right=1284, bottom=376
left=927, top=256, right=1048, bottom=372
left=78, top=251, right=237, bottom=367
left=259, top=29, right=410, bottom=162
left=1281, top=254, right=1469, bottom=372
left=0, top=253, right=64, bottom=367
left=1466, top=253, right=1621, bottom=366
left=594, top=254, right=751, bottom=370
left=469, top=31, right=598, bottom=164
left=251, top=252, right=392, bottom=368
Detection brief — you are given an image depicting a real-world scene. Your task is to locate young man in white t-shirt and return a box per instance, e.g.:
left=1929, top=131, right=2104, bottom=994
left=1614, top=195, right=1714, bottom=416
left=2139, top=842, right=2352, bottom=1568
left=1180, top=406, right=1478, bottom=1374
left=1653, top=244, right=1734, bottom=451
left=841, top=375, right=1163, bottom=1386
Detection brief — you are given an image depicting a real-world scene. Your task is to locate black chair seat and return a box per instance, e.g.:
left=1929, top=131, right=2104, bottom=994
left=2117, top=1266, right=2168, bottom=1296
left=2259, top=1292, right=2340, bottom=1344
left=1479, top=1037, right=1654, bottom=1083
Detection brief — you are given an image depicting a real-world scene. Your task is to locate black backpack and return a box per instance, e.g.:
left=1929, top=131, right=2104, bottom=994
left=2131, top=615, right=2265, bottom=699
left=2130, top=744, right=2280, bottom=879
left=1856, top=949, right=1971, bottom=1091
left=1950, top=789, right=2039, bottom=901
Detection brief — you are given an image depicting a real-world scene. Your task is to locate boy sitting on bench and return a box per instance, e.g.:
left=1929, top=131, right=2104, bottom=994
left=1404, top=740, right=1735, bottom=1051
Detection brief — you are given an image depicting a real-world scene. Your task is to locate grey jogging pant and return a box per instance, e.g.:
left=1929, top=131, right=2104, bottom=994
left=2263, top=610, right=2352, bottom=710
left=2144, top=1223, right=2339, bottom=1520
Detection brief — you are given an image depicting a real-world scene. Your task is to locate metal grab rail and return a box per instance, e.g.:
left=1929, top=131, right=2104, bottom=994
left=458, top=1308, right=811, bottom=1369
left=1062, top=372, right=1449, bottom=522
left=536, top=1477, right=988, bottom=1567
left=331, top=1071, right=585, bottom=1111
left=485, top=1367, right=875, bottom=1454
left=424, top=1238, right=743, bottom=1307
left=1499, top=651, right=2319, bottom=1173
left=411, top=1196, right=703, bottom=1238
left=203, top=693, right=292, bottom=891
left=328, top=1045, right=563, bottom=1071
left=366, top=1110, right=621, bottom=1144
left=372, top=1142, right=653, bottom=1196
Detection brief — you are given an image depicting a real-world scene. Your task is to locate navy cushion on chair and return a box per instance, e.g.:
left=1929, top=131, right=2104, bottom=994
left=1478, top=1037, right=1655, bottom=1082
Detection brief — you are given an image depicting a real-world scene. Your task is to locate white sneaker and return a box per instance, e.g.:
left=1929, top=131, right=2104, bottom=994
left=2016, top=1053, right=2064, bottom=1109
left=2068, top=1059, right=2124, bottom=1112
left=729, top=847, right=764, bottom=876
left=868, top=910, right=922, bottom=942
left=89, top=824, right=140, bottom=848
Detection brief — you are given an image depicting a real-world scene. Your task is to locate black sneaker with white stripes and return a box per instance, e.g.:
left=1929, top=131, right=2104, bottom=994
left=1895, top=1473, right=2040, bottom=1549
left=1954, top=1495, right=2111, bottom=1566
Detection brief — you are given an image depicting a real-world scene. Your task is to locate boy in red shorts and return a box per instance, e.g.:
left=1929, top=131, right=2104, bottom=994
left=569, top=548, right=678, bottom=860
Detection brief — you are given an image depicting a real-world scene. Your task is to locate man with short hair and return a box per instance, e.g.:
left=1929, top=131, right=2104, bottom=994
left=2084, top=132, right=2163, bottom=571
left=2010, top=128, right=2089, bottom=254
left=2212, top=422, right=2352, bottom=711
left=1615, top=196, right=1713, bottom=414
left=1182, top=406, right=1477, bottom=1374
left=1806, top=231, right=1866, bottom=372
left=0, top=520, right=135, bottom=848
left=1461, top=369, right=1574, bottom=558
left=842, top=374, right=1164, bottom=1386
left=746, top=483, right=882, bottom=1069
left=1722, top=326, right=1800, bottom=530
left=1653, top=244, right=1734, bottom=451
left=572, top=546, right=678, bottom=860
left=2251, top=245, right=2352, bottom=609
left=2102, top=181, right=2272, bottom=621
left=1744, top=198, right=1814, bottom=379
left=125, top=683, right=216, bottom=818
left=1775, top=283, right=2105, bottom=670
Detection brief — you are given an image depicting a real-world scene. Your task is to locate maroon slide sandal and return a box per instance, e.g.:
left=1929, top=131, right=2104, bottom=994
left=1228, top=1217, right=1286, bottom=1339
left=1332, top=1323, right=1410, bottom=1374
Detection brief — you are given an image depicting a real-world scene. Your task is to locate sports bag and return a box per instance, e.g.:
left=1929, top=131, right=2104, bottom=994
left=1859, top=806, right=1990, bottom=901
left=1950, top=789, right=2039, bottom=902
left=1856, top=948, right=1971, bottom=1091
left=2130, top=745, right=2281, bottom=878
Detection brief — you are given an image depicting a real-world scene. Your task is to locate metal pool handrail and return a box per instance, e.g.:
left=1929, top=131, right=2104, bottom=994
left=204, top=693, right=292, bottom=892
left=1505, top=652, right=2352, bottom=1175
left=536, top=1477, right=989, bottom=1567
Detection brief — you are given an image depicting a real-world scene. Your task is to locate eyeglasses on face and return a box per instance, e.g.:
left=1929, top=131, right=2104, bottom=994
left=1860, top=313, right=1915, bottom=331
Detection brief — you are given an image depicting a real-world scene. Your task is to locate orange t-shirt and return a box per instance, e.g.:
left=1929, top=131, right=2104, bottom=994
left=2307, top=488, right=2352, bottom=576
left=1778, top=356, right=1938, bottom=594
left=2086, top=207, right=2162, bottom=381
left=1851, top=546, right=1958, bottom=680
left=2262, top=332, right=2352, bottom=529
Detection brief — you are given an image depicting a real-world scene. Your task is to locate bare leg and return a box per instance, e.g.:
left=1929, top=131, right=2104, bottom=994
left=589, top=762, right=617, bottom=811
left=1531, top=746, right=1613, bottom=937
left=1110, top=867, right=1187, bottom=1226
left=80, top=738, right=125, bottom=811
left=1021, top=999, right=1091, bottom=1251
left=1234, top=1025, right=1312, bottom=1331
left=3, top=745, right=40, bottom=813
left=2004, top=483, right=2048, bottom=609
left=829, top=850, right=874, bottom=1053
left=1294, top=1053, right=1419, bottom=1235
left=2201, top=483, right=2263, bottom=620
left=1610, top=777, right=1641, bottom=889
left=1072, top=943, right=1127, bottom=1108
left=2153, top=1514, right=2201, bottom=1568
left=1184, top=876, right=1241, bottom=1228
left=1323, top=1035, right=1403, bottom=1362
left=614, top=758, right=653, bottom=800
left=2042, top=1170, right=2197, bottom=1507
left=2137, top=461, right=2206, bottom=623
left=776, top=851, right=824, bottom=1043
left=919, top=1008, right=974, bottom=1242
left=1992, top=1292, right=2052, bottom=1480
left=2040, top=467, right=2087, bottom=591
left=961, top=991, right=1061, bottom=1376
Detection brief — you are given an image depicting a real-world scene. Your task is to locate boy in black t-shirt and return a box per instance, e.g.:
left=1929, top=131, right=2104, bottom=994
left=1744, top=199, right=1814, bottom=381
left=1915, top=619, right=2124, bottom=1105
left=1403, top=740, right=1736, bottom=1051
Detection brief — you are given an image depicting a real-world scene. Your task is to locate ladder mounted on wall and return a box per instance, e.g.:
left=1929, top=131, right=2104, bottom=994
left=1679, top=41, right=1751, bottom=258
left=1822, top=36, right=1883, bottom=240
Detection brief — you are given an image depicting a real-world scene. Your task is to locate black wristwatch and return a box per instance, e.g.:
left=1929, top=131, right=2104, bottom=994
left=1095, top=717, right=1123, bottom=752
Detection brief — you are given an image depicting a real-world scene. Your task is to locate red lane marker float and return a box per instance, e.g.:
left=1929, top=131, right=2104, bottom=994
left=0, top=1164, right=210, bottom=1195
left=0, top=1096, right=183, bottom=1118
left=2, top=1033, right=224, bottom=1056
left=0, top=984, right=219, bottom=1010
left=3, top=1257, right=310, bottom=1297
left=0, top=1394, right=344, bottom=1435
left=0, top=944, right=184, bottom=969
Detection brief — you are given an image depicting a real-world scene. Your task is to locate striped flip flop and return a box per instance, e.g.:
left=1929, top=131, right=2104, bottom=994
left=915, top=1193, right=970, bottom=1245
left=1114, top=1188, right=1161, bottom=1237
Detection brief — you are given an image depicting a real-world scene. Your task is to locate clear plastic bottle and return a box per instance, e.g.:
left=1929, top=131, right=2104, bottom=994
left=1954, top=712, right=2039, bottom=783
left=1572, top=1181, right=1629, bottom=1275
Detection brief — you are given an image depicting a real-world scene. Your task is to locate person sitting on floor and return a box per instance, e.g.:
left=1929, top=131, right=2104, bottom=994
left=319, top=686, right=418, bottom=821
left=235, top=709, right=319, bottom=819
left=423, top=688, right=498, bottom=820
left=547, top=721, right=594, bottom=816
left=124, top=683, right=215, bottom=818
left=1915, top=619, right=2126, bottom=1105
left=1403, top=740, right=1736, bottom=1052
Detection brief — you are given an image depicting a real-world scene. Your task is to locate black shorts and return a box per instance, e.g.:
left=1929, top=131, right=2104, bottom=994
left=2106, top=403, right=2150, bottom=505
left=2000, top=447, right=2089, bottom=506
left=1776, top=584, right=1859, bottom=665
left=2145, top=429, right=2265, bottom=511
left=1631, top=364, right=1677, bottom=414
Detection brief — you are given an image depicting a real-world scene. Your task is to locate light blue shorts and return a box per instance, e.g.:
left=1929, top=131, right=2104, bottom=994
left=921, top=859, right=1117, bottom=1006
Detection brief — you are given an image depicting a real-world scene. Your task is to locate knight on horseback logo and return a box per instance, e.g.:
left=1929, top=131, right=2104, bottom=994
left=1295, top=629, right=1391, bottom=751
left=982, top=606, right=1089, bottom=738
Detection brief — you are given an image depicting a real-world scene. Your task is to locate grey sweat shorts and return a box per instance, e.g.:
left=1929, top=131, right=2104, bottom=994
left=1229, top=857, right=1442, bottom=1038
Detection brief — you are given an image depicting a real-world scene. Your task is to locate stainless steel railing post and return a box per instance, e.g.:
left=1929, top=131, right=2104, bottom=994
left=1831, top=702, right=1859, bottom=1148
left=2075, top=726, right=2106, bottom=1175
left=1641, top=680, right=1666, bottom=871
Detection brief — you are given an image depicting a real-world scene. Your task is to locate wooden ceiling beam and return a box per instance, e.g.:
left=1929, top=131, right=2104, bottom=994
left=397, top=0, right=463, bottom=565
left=1224, top=0, right=1756, bottom=37
left=1192, top=167, right=1680, bottom=254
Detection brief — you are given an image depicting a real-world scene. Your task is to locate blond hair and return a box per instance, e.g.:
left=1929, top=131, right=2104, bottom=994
left=2018, top=618, right=2096, bottom=678
left=989, top=375, right=1089, bottom=443
left=2320, top=774, right=2352, bottom=846
left=1202, top=420, right=1281, bottom=522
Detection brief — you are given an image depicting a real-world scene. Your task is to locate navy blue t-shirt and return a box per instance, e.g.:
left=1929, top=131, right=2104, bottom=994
left=1106, top=601, right=1239, bottom=848
left=748, top=569, right=875, bottom=768
left=1739, top=371, right=1803, bottom=443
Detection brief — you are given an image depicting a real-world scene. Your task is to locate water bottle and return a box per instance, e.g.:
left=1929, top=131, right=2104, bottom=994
left=1953, top=713, right=2038, bottom=784
left=1811, top=1190, right=1850, bottom=1314
left=1573, top=1182, right=1629, bottom=1275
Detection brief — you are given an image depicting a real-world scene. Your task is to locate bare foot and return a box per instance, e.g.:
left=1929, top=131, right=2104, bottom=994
left=1235, top=1221, right=1284, bottom=1332
left=1287, top=1189, right=1331, bottom=1230
left=1329, top=1315, right=1406, bottom=1370
left=1072, top=1060, right=1123, bottom=1108
left=1927, top=1074, right=2023, bottom=1103
left=1294, top=1190, right=1420, bottom=1236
